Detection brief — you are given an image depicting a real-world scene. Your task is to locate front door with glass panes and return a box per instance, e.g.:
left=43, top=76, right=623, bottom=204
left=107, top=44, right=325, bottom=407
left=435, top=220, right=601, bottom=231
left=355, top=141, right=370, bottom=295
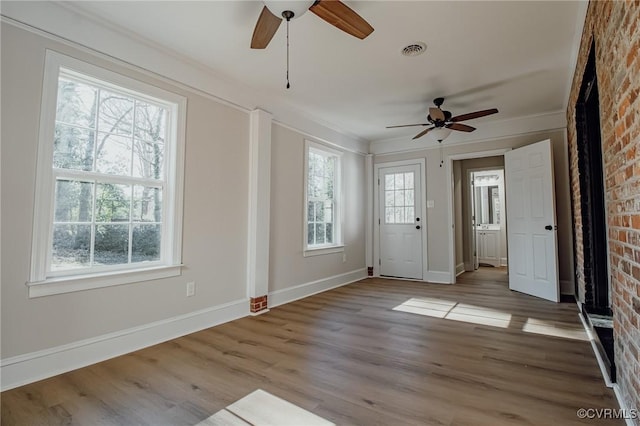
left=379, top=164, right=423, bottom=279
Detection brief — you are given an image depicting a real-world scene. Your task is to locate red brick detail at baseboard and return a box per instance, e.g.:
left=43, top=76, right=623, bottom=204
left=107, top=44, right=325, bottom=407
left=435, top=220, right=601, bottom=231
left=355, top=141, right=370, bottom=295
left=250, top=295, right=268, bottom=313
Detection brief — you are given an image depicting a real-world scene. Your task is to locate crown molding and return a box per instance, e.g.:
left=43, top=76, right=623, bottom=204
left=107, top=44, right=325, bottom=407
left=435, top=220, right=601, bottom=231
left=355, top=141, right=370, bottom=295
left=0, top=1, right=369, bottom=154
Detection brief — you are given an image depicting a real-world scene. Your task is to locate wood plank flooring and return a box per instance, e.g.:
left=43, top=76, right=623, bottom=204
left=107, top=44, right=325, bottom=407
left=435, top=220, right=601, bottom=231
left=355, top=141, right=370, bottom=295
left=1, top=268, right=622, bottom=425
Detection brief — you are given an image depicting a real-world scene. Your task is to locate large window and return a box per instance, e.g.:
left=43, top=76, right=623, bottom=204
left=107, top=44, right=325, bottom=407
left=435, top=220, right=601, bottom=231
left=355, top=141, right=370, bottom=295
left=304, top=140, right=343, bottom=255
left=29, top=51, right=186, bottom=297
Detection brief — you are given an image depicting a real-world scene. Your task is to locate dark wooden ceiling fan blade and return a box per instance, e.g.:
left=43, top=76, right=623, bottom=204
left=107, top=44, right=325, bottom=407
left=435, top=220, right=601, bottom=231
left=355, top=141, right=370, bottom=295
left=447, top=123, right=476, bottom=132
left=429, top=107, right=445, bottom=121
left=251, top=6, right=282, bottom=49
left=386, top=123, right=430, bottom=128
left=450, top=108, right=498, bottom=122
left=309, top=0, right=374, bottom=40
left=412, top=127, right=435, bottom=140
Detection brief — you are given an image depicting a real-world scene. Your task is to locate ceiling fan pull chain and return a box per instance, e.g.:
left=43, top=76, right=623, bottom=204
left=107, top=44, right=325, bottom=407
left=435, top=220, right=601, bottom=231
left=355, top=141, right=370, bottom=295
left=439, top=142, right=444, bottom=168
left=286, top=17, right=290, bottom=89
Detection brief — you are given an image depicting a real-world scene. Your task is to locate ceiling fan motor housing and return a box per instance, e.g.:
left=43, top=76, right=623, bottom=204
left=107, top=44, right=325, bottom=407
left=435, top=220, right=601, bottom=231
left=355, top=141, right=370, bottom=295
left=264, top=1, right=314, bottom=19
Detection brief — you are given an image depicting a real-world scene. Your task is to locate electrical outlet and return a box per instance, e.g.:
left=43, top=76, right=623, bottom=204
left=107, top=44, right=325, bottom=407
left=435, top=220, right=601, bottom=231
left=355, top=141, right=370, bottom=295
left=186, top=281, right=195, bottom=297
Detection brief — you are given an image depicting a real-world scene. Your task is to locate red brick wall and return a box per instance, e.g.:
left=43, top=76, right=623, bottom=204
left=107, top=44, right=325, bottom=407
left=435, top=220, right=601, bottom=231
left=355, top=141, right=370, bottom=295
left=567, top=1, right=640, bottom=420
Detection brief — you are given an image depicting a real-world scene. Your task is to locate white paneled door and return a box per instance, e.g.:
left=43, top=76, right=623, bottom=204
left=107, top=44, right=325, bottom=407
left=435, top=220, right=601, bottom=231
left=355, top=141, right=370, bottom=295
left=379, top=164, right=423, bottom=279
left=505, top=139, right=560, bottom=302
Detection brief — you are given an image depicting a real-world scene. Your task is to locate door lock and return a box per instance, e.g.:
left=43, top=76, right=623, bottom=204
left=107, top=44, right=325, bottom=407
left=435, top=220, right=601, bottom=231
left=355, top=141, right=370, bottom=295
left=416, top=225, right=421, bottom=230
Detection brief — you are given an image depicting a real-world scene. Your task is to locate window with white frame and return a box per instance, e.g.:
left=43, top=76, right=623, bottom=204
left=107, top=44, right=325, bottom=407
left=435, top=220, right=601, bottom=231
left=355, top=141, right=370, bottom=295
left=29, top=51, right=186, bottom=297
left=304, top=141, right=342, bottom=254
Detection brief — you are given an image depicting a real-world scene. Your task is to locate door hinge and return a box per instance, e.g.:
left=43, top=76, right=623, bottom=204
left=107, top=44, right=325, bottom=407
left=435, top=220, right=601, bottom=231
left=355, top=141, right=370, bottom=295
left=378, top=178, right=380, bottom=185
left=379, top=258, right=381, bottom=265
left=378, top=218, right=381, bottom=225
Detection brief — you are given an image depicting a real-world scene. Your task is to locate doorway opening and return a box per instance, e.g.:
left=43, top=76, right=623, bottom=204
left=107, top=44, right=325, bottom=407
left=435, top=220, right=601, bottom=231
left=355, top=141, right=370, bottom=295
left=574, top=40, right=614, bottom=380
left=471, top=169, right=506, bottom=269
left=451, top=155, right=507, bottom=283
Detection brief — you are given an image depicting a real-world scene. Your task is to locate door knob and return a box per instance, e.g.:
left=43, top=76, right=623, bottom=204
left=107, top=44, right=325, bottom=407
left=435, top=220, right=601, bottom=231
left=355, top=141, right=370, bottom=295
left=545, top=225, right=553, bottom=230
left=416, top=225, right=421, bottom=230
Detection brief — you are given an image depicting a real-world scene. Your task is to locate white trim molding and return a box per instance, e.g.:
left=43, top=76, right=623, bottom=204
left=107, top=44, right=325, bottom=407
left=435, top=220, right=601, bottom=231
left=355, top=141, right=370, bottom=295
left=425, top=270, right=452, bottom=284
left=365, top=154, right=374, bottom=270
left=560, top=280, right=574, bottom=296
left=445, top=149, right=512, bottom=284
left=612, top=385, right=637, bottom=426
left=246, top=109, right=273, bottom=300
left=28, top=50, right=187, bottom=297
left=303, top=245, right=345, bottom=257
left=27, top=265, right=182, bottom=298
left=0, top=299, right=249, bottom=392
left=577, top=308, right=636, bottom=426
left=303, top=140, right=344, bottom=254
left=269, top=268, right=367, bottom=308
left=0, top=6, right=368, bottom=154
left=373, top=159, right=428, bottom=280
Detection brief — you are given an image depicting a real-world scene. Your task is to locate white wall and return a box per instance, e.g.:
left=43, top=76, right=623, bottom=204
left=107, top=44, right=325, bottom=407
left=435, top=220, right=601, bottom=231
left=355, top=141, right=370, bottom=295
left=453, top=161, right=464, bottom=273
left=269, top=124, right=366, bottom=300
left=0, top=22, right=251, bottom=359
left=0, top=18, right=367, bottom=388
left=373, top=129, right=575, bottom=290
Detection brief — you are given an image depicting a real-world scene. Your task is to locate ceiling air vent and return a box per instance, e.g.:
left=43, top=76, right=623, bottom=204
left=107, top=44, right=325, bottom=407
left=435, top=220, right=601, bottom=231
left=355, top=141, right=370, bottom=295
left=401, top=42, right=427, bottom=57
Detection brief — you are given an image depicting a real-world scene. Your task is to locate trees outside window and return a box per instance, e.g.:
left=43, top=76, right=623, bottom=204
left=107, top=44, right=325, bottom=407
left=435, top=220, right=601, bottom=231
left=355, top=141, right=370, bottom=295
left=304, top=141, right=342, bottom=253
left=52, top=76, right=166, bottom=270
left=29, top=52, right=185, bottom=296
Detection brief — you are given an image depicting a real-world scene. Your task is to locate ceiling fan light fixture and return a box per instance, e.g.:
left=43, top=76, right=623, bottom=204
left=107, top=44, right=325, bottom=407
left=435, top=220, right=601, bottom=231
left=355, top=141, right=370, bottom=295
left=264, top=0, right=315, bottom=19
left=429, top=127, right=452, bottom=142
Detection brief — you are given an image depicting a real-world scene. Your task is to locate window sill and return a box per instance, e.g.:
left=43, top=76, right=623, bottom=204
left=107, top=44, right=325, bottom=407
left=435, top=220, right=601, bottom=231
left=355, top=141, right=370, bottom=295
left=26, top=264, right=183, bottom=298
left=303, top=245, right=344, bottom=257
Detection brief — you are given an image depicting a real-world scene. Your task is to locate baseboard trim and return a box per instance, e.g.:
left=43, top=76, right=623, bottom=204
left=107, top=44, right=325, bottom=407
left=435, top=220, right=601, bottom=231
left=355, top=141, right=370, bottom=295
left=269, top=268, right=367, bottom=308
left=570, top=303, right=633, bottom=425
left=612, top=384, right=636, bottom=426
left=425, top=270, right=452, bottom=284
left=455, top=263, right=465, bottom=276
left=577, top=310, right=613, bottom=388
left=500, top=257, right=508, bottom=267
left=560, top=279, right=574, bottom=295
left=0, top=298, right=249, bottom=392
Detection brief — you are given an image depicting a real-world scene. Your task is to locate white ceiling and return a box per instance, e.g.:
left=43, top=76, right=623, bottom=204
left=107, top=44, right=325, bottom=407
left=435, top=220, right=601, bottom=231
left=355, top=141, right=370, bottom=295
left=44, top=1, right=585, bottom=143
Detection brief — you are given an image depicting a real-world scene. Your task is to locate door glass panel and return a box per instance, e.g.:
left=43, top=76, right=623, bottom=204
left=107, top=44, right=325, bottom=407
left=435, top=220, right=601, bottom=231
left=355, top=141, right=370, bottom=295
left=384, top=171, right=416, bottom=224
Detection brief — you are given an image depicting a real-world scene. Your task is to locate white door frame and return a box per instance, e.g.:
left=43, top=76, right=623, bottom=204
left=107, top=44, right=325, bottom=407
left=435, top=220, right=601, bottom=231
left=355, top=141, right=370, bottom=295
left=445, top=149, right=511, bottom=283
left=373, top=159, right=427, bottom=279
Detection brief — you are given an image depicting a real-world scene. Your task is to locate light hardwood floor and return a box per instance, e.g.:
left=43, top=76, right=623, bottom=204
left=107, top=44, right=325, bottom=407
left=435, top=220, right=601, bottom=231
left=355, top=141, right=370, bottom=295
left=1, top=268, right=622, bottom=425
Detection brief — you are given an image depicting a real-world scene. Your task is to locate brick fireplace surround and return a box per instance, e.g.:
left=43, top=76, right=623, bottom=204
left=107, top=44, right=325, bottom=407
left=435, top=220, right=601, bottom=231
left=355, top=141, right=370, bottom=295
left=566, top=1, right=640, bottom=422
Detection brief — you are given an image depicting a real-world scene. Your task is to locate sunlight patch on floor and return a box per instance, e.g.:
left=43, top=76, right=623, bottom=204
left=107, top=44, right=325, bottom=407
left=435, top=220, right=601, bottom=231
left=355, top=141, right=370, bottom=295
left=197, top=389, right=334, bottom=426
left=392, top=297, right=512, bottom=328
left=522, top=317, right=589, bottom=341
left=393, top=297, right=589, bottom=341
